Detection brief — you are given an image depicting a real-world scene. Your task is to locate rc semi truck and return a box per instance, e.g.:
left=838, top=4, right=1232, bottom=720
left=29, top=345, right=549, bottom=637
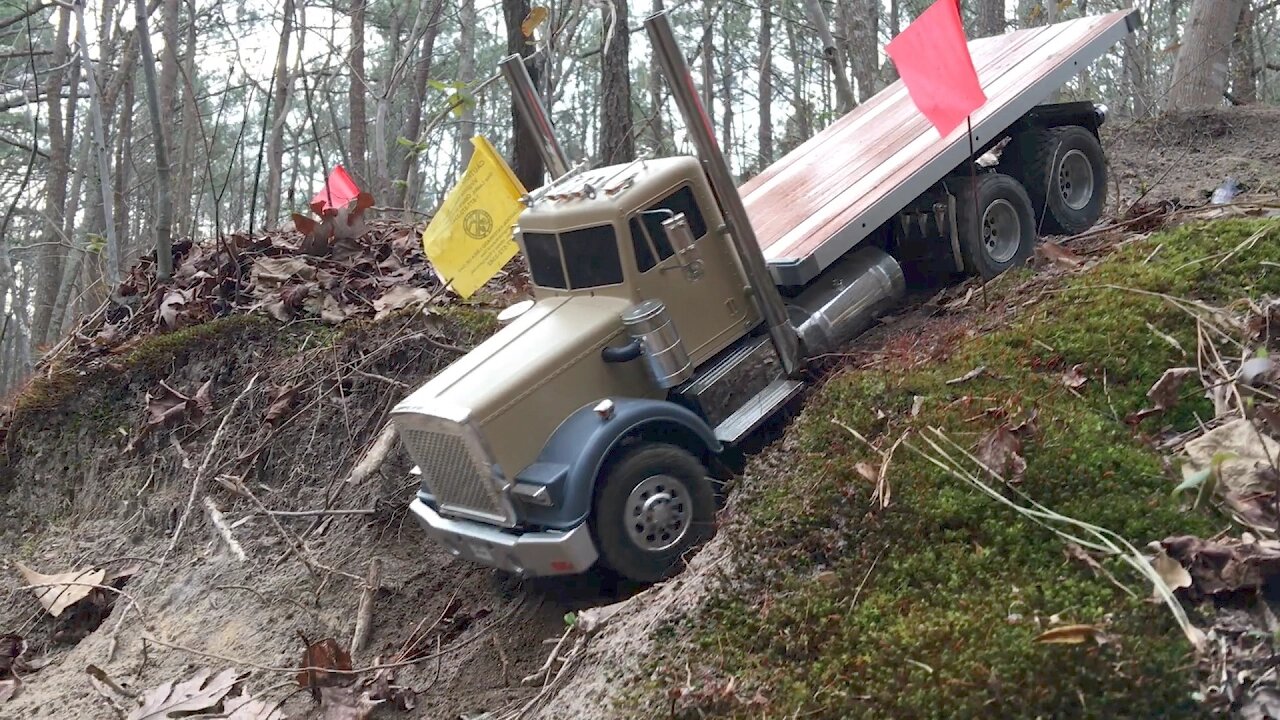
left=390, top=9, right=1140, bottom=582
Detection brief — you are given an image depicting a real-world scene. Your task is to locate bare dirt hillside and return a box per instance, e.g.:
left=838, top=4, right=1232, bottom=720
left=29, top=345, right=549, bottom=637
left=1, top=106, right=1277, bottom=720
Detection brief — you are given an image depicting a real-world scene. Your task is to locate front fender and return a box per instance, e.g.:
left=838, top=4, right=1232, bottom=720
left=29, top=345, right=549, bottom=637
left=512, top=397, right=721, bottom=530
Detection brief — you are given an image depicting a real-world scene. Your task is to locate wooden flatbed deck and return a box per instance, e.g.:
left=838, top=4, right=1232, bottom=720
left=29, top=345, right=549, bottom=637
left=740, top=10, right=1139, bottom=286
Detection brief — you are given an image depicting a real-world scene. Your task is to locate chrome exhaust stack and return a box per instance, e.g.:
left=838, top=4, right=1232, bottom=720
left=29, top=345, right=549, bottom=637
left=498, top=53, right=570, bottom=181
left=788, top=248, right=905, bottom=356
left=643, top=11, right=802, bottom=378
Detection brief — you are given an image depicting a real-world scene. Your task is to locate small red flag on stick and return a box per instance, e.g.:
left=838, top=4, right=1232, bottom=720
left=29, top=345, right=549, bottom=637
left=885, top=0, right=987, bottom=137
left=310, top=165, right=362, bottom=215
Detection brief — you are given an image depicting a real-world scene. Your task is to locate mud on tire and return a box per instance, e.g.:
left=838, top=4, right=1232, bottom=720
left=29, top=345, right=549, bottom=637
left=1000, top=125, right=1108, bottom=235
left=591, top=442, right=716, bottom=583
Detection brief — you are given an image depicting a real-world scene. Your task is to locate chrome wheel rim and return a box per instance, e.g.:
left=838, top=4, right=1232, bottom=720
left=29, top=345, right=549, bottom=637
left=1058, top=149, right=1094, bottom=211
left=625, top=475, right=692, bottom=552
left=981, top=198, right=1022, bottom=264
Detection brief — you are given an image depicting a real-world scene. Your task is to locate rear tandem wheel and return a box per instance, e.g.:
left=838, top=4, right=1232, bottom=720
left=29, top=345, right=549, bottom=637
left=956, top=172, right=1037, bottom=280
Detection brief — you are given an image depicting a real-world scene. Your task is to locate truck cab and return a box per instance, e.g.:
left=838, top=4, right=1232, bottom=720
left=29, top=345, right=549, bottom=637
left=392, top=156, right=766, bottom=582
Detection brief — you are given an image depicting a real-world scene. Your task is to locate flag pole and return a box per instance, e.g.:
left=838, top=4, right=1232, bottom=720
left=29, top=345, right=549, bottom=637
left=965, top=115, right=988, bottom=310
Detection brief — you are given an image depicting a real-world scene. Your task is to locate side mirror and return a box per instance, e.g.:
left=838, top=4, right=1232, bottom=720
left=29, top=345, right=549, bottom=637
left=660, top=213, right=704, bottom=280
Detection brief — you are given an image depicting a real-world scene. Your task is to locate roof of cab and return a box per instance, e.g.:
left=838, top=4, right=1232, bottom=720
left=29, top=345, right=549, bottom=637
left=517, top=155, right=701, bottom=233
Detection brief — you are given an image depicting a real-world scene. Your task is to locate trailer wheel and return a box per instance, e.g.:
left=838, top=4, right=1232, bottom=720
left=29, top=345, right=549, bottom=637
left=957, top=173, right=1036, bottom=279
left=591, top=442, right=716, bottom=583
left=1000, top=125, right=1107, bottom=234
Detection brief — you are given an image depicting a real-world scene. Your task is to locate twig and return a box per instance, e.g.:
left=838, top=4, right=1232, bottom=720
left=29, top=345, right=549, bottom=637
left=257, top=507, right=376, bottom=518
left=350, top=558, right=382, bottom=653
left=344, top=423, right=398, bottom=486
left=522, top=627, right=572, bottom=686
left=87, top=664, right=138, bottom=699
left=235, top=480, right=321, bottom=581
left=493, top=635, right=510, bottom=686
left=157, top=374, right=260, bottom=572
left=353, top=369, right=409, bottom=388
left=204, top=496, right=246, bottom=561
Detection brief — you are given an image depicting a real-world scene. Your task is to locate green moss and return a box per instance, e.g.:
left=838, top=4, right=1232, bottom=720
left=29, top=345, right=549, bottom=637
left=437, top=304, right=499, bottom=339
left=121, top=313, right=272, bottom=371
left=642, top=218, right=1277, bottom=719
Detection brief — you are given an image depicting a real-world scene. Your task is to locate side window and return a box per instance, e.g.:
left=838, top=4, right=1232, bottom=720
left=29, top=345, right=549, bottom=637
left=629, top=218, right=657, bottom=273
left=637, top=185, right=708, bottom=270
left=561, top=225, right=623, bottom=288
left=524, top=232, right=566, bottom=289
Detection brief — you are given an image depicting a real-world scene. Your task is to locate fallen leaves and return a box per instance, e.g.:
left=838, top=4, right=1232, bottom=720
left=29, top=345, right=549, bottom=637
left=1158, top=534, right=1280, bottom=598
left=296, top=637, right=354, bottom=691
left=946, top=365, right=988, bottom=385
left=1126, top=367, right=1198, bottom=424
left=1181, top=418, right=1280, bottom=532
left=1060, top=363, right=1088, bottom=390
left=294, top=637, right=386, bottom=720
left=13, top=563, right=106, bottom=618
left=1033, top=241, right=1084, bottom=269
left=264, top=385, right=299, bottom=426
left=129, top=668, right=247, bottom=720
left=975, top=424, right=1027, bottom=484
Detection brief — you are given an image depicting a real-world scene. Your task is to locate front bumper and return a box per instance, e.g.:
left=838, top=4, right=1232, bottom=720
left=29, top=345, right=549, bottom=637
left=409, top=498, right=598, bottom=577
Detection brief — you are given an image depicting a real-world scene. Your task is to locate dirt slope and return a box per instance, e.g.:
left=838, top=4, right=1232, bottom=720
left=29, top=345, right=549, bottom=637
left=1, top=106, right=1276, bottom=720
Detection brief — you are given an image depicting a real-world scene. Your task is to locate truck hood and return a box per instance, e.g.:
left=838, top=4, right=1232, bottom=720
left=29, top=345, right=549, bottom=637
left=395, top=294, right=635, bottom=427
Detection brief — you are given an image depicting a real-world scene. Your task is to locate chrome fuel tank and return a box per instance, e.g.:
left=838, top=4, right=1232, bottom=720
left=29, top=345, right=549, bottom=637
left=787, top=248, right=906, bottom=357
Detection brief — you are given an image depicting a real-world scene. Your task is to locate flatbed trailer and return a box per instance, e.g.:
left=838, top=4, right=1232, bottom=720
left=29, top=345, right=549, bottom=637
left=743, top=10, right=1140, bottom=286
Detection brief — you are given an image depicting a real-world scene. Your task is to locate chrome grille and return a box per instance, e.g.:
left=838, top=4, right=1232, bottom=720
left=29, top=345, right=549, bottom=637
left=399, top=425, right=507, bottom=523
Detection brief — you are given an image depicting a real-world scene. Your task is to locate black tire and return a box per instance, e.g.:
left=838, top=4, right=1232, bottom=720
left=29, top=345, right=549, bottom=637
left=999, top=125, right=1107, bottom=235
left=956, top=172, right=1037, bottom=280
left=591, top=442, right=716, bottom=583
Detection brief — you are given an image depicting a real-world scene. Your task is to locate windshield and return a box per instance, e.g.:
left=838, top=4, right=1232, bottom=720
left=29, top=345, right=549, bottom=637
left=523, top=225, right=624, bottom=290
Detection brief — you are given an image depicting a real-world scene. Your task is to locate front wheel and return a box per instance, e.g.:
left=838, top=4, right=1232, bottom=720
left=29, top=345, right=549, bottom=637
left=956, top=172, right=1037, bottom=279
left=591, top=443, right=716, bottom=583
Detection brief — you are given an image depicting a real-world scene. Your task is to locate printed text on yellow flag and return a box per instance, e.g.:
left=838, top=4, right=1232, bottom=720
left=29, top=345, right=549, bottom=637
left=421, top=136, right=527, bottom=299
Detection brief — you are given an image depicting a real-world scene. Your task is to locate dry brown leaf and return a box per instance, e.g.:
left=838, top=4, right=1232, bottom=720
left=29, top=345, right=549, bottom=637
left=318, top=686, right=380, bottom=720
left=251, top=257, right=315, bottom=287
left=1061, top=364, right=1088, bottom=390
left=1160, top=535, right=1280, bottom=597
left=1183, top=418, right=1280, bottom=532
left=128, top=668, right=247, bottom=720
left=1032, top=624, right=1100, bottom=644
left=194, top=380, right=215, bottom=417
left=145, top=382, right=191, bottom=429
left=0, top=635, right=24, bottom=675
left=264, top=385, right=299, bottom=426
left=522, top=6, right=549, bottom=36
left=975, top=425, right=1027, bottom=483
left=373, top=286, right=434, bottom=321
left=1126, top=367, right=1197, bottom=423
left=13, top=563, right=106, bottom=618
left=853, top=462, right=878, bottom=483
left=0, top=678, right=18, bottom=703
left=1036, top=242, right=1083, bottom=268
left=296, top=638, right=354, bottom=689
left=222, top=691, right=287, bottom=720
left=1149, top=547, right=1192, bottom=596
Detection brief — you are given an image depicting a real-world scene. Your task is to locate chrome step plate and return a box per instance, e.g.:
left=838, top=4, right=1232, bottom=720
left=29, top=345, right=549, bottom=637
left=683, top=335, right=772, bottom=396
left=713, top=378, right=805, bottom=444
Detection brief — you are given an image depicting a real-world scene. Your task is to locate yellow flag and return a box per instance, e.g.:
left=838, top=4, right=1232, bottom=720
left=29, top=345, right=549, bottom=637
left=422, top=136, right=527, bottom=299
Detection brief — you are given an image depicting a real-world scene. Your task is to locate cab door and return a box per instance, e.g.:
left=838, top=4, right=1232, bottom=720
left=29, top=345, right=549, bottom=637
left=628, top=183, right=759, bottom=366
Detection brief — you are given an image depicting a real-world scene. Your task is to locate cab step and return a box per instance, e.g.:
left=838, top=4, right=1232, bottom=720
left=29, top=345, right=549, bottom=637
left=713, top=378, right=805, bottom=444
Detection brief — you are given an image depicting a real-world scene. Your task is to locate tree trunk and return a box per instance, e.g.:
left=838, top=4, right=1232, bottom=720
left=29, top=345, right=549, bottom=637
left=31, top=6, right=72, bottom=349
left=394, top=0, right=446, bottom=210
left=1230, top=2, right=1256, bottom=104
left=701, top=2, right=715, bottom=115
left=502, top=0, right=545, bottom=189
left=75, top=0, right=120, bottom=290
left=264, top=0, right=294, bottom=226
left=848, top=0, right=880, bottom=100
left=348, top=0, right=368, bottom=184
left=599, top=0, right=634, bottom=165
left=114, top=75, right=135, bottom=258
left=1123, top=33, right=1151, bottom=117
left=758, top=0, right=774, bottom=169
left=801, top=0, right=856, bottom=112
left=174, top=0, right=200, bottom=234
left=647, top=0, right=668, bottom=156
left=720, top=37, right=733, bottom=166
left=976, top=0, right=1004, bottom=36
left=135, top=0, right=174, bottom=279
left=458, top=0, right=476, bottom=168
left=159, top=0, right=179, bottom=139
left=1166, top=0, right=1246, bottom=110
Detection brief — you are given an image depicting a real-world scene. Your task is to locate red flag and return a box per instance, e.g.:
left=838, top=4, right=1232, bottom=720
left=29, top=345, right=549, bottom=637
left=885, top=0, right=987, bottom=137
left=310, top=165, right=362, bottom=215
